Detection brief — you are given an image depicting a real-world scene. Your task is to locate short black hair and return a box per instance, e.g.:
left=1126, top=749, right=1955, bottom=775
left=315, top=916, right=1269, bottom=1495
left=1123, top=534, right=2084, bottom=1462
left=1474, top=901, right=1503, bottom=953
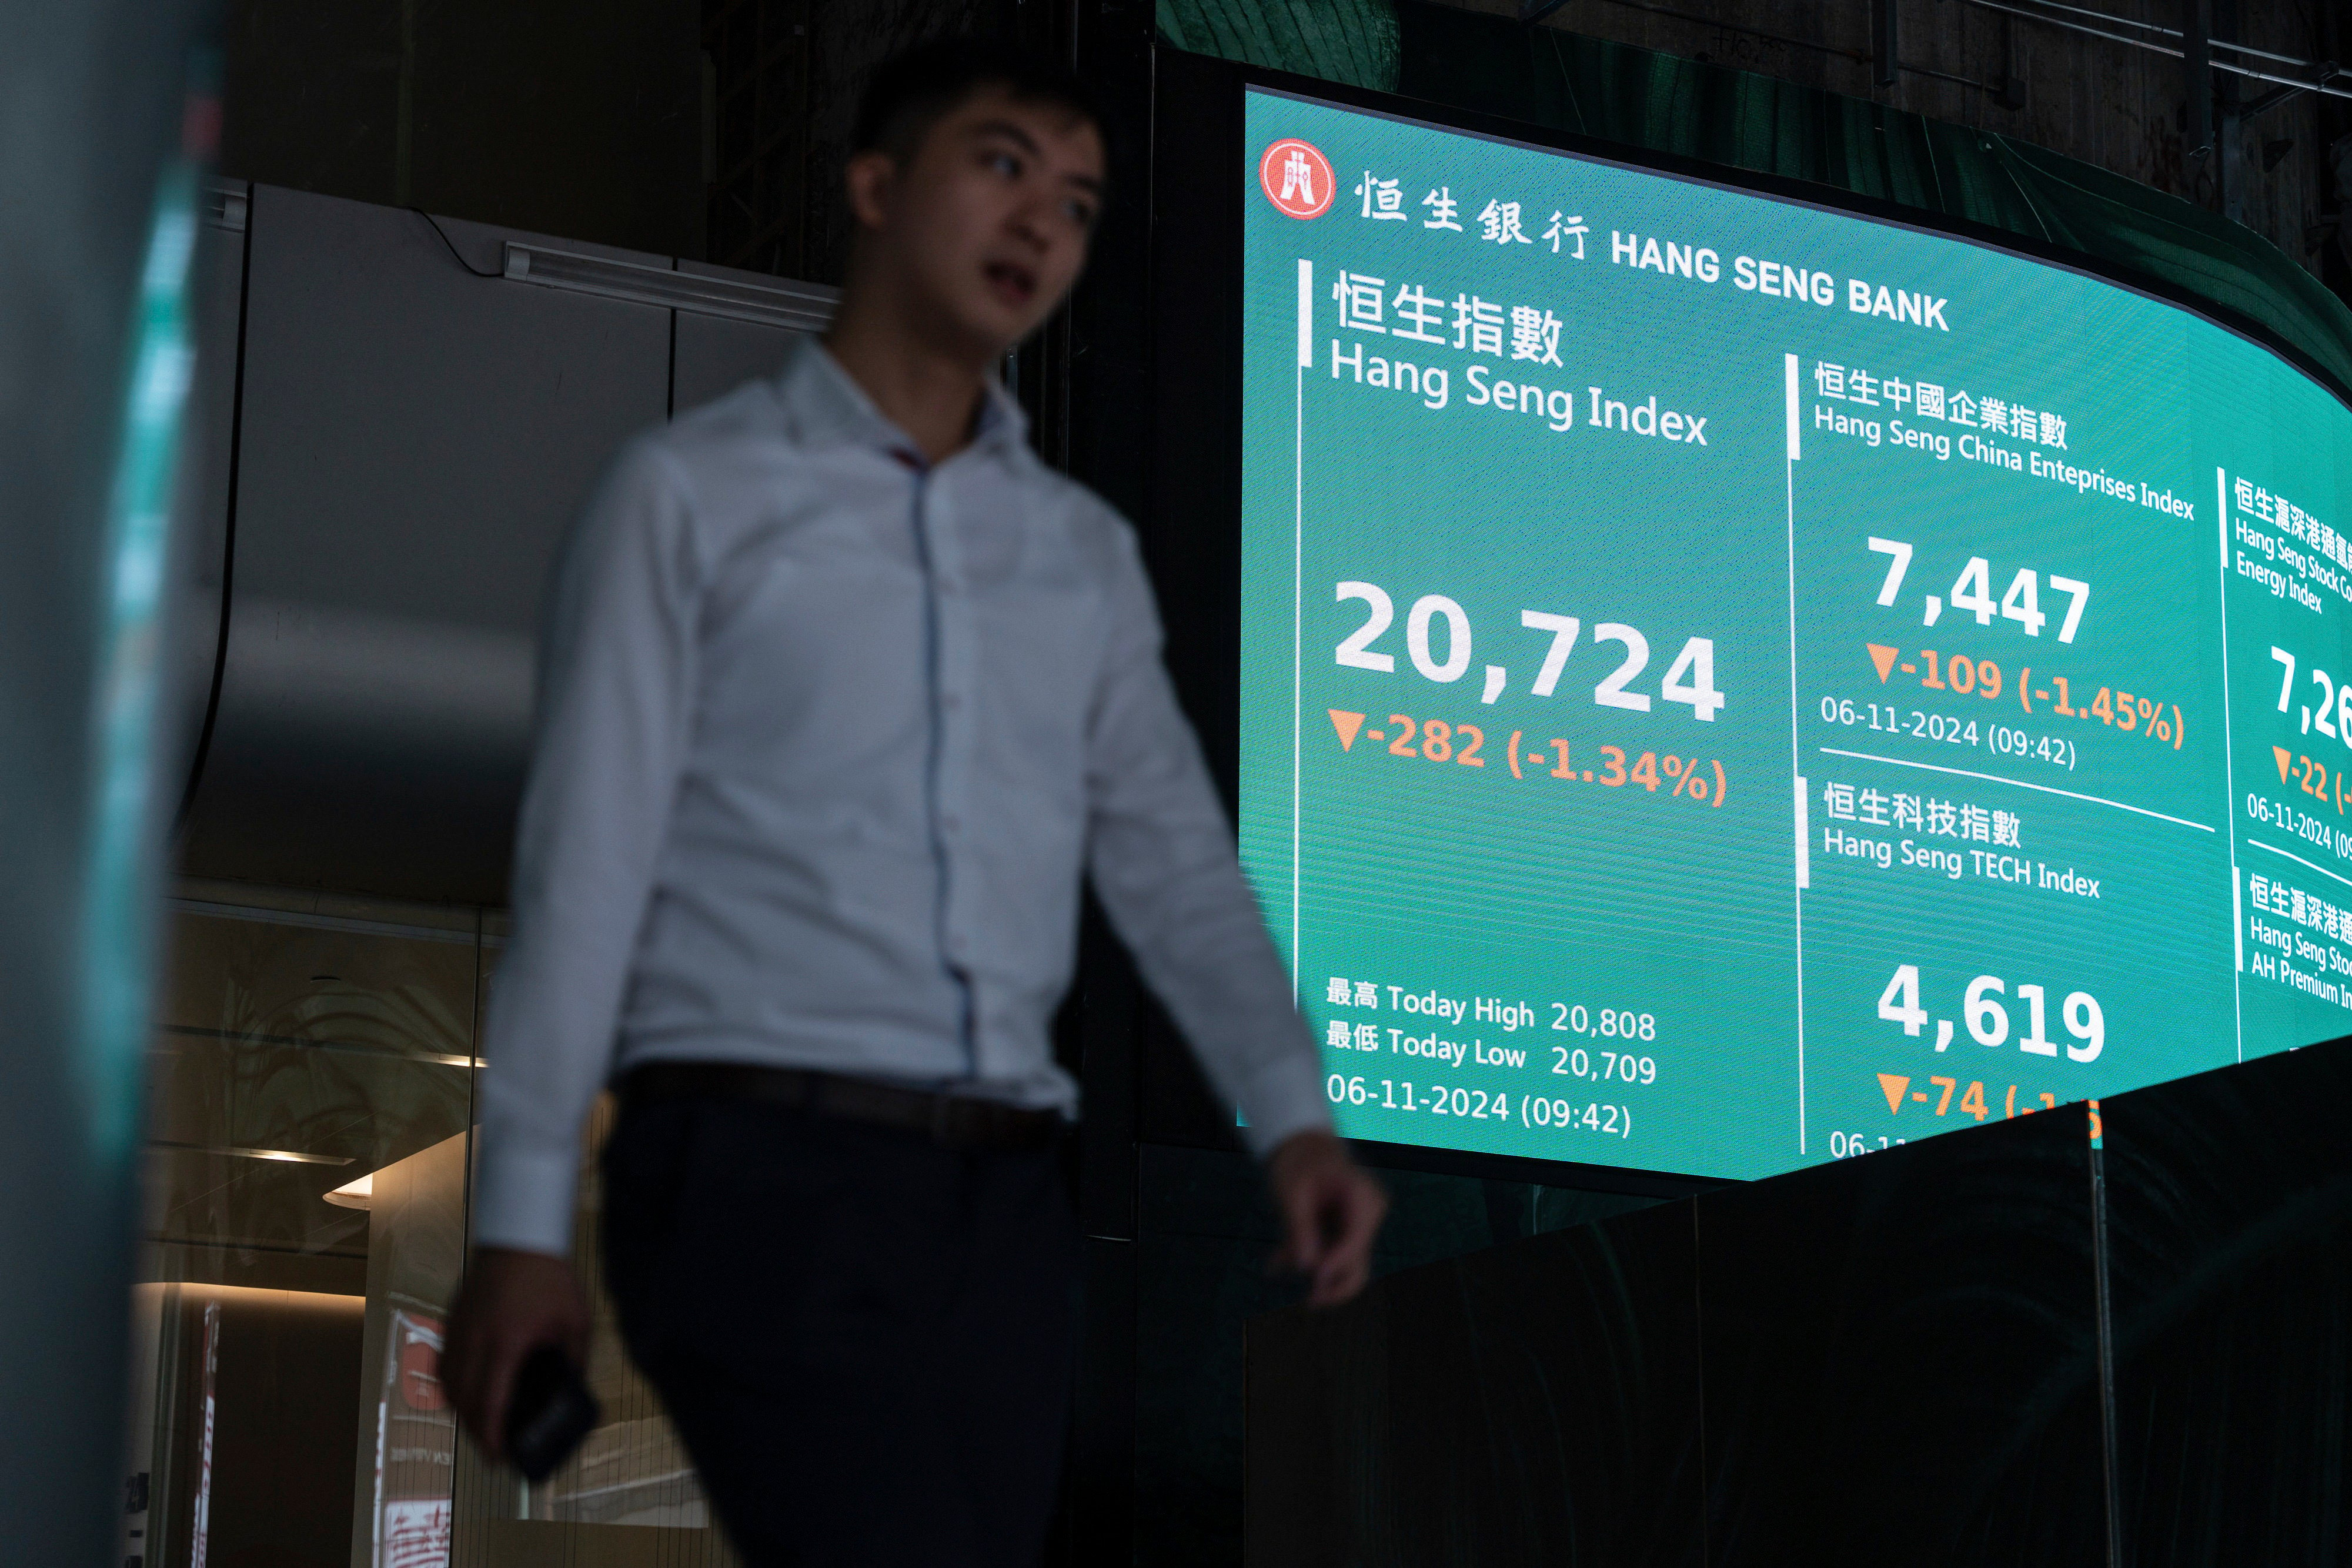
left=851, top=38, right=1105, bottom=163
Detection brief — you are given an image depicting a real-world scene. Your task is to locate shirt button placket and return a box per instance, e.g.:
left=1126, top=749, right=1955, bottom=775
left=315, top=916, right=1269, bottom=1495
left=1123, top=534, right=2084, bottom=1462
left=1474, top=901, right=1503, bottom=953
left=926, top=476, right=980, bottom=1064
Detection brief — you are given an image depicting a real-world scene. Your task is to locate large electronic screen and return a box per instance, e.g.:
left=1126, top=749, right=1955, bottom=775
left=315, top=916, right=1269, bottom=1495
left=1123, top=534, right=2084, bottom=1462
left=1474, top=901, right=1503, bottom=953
left=1237, top=85, right=2352, bottom=1180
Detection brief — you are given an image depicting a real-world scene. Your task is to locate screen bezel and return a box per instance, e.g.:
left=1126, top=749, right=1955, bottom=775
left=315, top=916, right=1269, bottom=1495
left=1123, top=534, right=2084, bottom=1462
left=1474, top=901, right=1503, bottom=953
left=1132, top=45, right=2352, bottom=1195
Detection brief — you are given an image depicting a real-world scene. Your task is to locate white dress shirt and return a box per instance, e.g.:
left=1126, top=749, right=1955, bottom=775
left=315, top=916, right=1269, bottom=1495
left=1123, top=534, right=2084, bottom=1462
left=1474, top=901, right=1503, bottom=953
left=472, top=341, right=1329, bottom=1255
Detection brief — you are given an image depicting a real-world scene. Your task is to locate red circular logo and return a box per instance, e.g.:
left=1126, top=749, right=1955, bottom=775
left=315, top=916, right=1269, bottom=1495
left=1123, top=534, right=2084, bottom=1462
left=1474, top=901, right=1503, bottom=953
left=1259, top=139, right=1335, bottom=220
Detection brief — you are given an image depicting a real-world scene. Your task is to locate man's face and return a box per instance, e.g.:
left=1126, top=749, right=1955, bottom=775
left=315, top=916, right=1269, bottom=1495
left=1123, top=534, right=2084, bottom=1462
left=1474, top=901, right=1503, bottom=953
left=848, top=87, right=1105, bottom=362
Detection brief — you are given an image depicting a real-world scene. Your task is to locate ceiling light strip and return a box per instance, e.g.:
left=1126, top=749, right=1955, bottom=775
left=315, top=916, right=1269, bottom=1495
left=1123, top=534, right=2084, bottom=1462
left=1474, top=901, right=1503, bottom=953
left=1968, top=0, right=2352, bottom=98
left=1997, top=0, right=2333, bottom=66
left=501, top=243, right=838, bottom=332
left=146, top=1139, right=355, bottom=1166
left=169, top=894, right=479, bottom=946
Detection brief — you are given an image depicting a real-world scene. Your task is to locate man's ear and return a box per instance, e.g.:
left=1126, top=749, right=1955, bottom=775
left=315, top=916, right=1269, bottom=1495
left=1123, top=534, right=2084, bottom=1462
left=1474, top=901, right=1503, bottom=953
left=844, top=149, right=898, bottom=232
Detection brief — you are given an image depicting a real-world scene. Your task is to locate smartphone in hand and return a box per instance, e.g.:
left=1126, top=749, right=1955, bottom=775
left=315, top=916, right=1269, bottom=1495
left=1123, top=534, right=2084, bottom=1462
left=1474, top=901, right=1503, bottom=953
left=506, top=1343, right=600, bottom=1482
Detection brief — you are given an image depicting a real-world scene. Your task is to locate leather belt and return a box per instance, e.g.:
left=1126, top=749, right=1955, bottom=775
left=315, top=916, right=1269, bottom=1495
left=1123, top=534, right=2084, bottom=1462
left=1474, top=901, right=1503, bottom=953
left=618, top=1061, right=1066, bottom=1152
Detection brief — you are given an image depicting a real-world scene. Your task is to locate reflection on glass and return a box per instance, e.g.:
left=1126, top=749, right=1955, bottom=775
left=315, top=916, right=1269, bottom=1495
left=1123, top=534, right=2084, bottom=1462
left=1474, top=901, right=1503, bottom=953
left=360, top=1132, right=469, bottom=1568
left=451, top=1096, right=739, bottom=1566
left=129, top=883, right=734, bottom=1568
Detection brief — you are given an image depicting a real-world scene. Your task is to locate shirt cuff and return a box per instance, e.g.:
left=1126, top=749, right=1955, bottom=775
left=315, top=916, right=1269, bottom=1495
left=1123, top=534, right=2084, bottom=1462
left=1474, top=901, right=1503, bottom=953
left=469, top=1142, right=580, bottom=1258
left=1232, top=1045, right=1335, bottom=1159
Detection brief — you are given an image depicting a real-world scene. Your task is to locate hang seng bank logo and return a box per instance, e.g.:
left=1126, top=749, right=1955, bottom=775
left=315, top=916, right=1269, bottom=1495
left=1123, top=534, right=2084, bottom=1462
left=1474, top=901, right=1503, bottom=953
left=1259, top=139, right=1335, bottom=219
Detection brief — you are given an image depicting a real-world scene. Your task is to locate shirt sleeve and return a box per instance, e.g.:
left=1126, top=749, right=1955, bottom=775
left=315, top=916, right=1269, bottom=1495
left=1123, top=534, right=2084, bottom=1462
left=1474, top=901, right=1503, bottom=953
left=1083, top=521, right=1333, bottom=1159
left=472, top=439, right=703, bottom=1256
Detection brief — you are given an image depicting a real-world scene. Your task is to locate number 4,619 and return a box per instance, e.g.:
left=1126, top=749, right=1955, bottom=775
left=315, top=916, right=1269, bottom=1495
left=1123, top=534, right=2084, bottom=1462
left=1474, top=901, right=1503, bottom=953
left=1877, top=962, right=2104, bottom=1062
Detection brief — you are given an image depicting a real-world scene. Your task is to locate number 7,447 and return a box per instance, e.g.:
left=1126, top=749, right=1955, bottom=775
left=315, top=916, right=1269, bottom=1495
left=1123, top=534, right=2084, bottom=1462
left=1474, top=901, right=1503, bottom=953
left=1335, top=580, right=1725, bottom=721
left=1867, top=538, right=2088, bottom=643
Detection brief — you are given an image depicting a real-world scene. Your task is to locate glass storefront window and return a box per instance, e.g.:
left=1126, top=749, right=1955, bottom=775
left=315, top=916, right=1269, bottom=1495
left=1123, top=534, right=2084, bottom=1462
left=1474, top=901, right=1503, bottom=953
left=130, top=880, right=734, bottom=1568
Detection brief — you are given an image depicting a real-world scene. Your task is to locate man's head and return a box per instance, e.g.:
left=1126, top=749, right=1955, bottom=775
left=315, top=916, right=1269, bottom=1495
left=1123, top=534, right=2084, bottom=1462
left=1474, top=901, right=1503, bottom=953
left=841, top=41, right=1106, bottom=368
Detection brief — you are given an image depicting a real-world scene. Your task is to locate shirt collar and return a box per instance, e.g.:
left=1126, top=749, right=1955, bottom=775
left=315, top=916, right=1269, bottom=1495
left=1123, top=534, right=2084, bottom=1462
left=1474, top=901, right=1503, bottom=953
left=777, top=337, right=1032, bottom=469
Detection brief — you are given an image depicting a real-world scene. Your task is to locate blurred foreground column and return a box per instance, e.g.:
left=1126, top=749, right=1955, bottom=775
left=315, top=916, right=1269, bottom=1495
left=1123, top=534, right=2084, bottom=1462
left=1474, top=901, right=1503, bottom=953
left=0, top=6, right=211, bottom=1564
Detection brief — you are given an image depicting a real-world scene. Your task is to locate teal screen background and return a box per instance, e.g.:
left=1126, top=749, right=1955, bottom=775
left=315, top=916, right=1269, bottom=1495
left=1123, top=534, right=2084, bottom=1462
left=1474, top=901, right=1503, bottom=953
left=1238, top=87, right=2352, bottom=1180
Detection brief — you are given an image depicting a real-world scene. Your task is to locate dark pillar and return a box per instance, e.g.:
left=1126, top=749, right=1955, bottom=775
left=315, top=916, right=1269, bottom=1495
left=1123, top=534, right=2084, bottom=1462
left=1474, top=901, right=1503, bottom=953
left=2183, top=0, right=2213, bottom=169
left=0, top=6, right=209, bottom=1564
left=2213, top=0, right=2242, bottom=224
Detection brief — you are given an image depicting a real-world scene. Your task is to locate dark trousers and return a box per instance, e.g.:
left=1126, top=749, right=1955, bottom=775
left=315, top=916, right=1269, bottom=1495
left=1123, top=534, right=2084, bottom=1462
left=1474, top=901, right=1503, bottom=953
left=601, top=1095, right=1078, bottom=1567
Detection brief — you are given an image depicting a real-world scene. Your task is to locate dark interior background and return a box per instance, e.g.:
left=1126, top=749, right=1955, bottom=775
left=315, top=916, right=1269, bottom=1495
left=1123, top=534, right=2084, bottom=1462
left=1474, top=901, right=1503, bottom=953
left=186, top=3, right=2352, bottom=1562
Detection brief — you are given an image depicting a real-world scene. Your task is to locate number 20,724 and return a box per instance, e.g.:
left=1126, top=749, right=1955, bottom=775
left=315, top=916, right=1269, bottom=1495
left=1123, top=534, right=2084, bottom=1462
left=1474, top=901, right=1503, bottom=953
left=1335, top=580, right=1725, bottom=721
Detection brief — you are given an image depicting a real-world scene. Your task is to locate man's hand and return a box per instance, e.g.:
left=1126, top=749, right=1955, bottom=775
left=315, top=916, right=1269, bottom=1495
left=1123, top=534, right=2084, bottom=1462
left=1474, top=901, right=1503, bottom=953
left=1266, top=1129, right=1388, bottom=1306
left=441, top=1247, right=591, bottom=1464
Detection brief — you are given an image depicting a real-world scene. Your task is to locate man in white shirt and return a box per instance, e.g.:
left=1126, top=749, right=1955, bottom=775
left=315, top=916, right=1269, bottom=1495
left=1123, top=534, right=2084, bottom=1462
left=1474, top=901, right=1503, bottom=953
left=442, top=39, right=1385, bottom=1566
